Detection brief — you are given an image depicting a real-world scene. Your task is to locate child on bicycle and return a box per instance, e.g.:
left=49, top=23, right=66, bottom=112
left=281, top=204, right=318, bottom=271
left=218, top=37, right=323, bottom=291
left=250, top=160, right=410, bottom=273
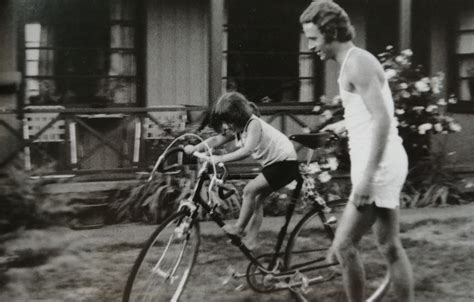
left=184, top=92, right=300, bottom=249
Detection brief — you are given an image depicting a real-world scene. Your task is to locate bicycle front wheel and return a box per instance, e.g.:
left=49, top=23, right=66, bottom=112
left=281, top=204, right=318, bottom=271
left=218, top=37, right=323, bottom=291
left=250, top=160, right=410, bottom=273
left=284, top=200, right=347, bottom=285
left=123, top=211, right=200, bottom=302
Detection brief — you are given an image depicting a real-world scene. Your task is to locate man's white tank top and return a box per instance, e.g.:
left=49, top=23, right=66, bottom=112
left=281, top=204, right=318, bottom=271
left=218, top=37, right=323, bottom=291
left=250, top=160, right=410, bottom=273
left=237, top=115, right=297, bottom=167
left=337, top=47, right=402, bottom=154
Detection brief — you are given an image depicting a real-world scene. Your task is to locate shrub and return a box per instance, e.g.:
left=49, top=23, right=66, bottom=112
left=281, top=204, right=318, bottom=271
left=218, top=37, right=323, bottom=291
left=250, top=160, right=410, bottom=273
left=0, top=164, right=72, bottom=234
left=312, top=46, right=466, bottom=207
left=377, top=46, right=461, bottom=163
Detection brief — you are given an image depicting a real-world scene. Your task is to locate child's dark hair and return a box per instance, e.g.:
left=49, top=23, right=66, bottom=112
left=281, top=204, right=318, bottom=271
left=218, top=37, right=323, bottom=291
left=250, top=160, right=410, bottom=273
left=209, top=92, right=259, bottom=133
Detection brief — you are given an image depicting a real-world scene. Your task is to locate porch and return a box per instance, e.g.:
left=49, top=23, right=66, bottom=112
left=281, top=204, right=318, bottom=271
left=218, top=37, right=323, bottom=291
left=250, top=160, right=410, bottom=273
left=0, top=103, right=326, bottom=181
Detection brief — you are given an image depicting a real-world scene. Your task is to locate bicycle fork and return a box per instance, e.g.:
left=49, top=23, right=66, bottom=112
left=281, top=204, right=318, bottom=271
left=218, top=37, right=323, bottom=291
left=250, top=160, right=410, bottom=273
left=152, top=218, right=192, bottom=283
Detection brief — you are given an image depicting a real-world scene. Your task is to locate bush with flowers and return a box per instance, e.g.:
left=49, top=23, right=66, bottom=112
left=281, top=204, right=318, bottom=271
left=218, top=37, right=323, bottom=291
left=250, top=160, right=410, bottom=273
left=378, top=46, right=462, bottom=163
left=309, top=46, right=467, bottom=207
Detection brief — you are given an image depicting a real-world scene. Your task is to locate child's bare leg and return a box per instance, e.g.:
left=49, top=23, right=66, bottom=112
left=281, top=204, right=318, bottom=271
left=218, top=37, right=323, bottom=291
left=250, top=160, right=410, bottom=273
left=243, top=198, right=264, bottom=249
left=223, top=174, right=271, bottom=238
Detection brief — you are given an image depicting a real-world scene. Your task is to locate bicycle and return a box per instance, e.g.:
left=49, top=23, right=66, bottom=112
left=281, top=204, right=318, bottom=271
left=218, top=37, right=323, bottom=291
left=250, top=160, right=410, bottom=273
left=122, top=132, right=390, bottom=302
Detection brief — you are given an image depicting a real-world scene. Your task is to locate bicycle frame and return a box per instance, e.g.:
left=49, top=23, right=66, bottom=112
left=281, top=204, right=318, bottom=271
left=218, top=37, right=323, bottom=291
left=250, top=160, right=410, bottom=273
left=181, top=158, right=329, bottom=277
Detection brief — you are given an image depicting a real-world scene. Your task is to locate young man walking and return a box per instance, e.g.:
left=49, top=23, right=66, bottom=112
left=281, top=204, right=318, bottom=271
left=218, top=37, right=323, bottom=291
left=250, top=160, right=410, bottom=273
left=300, top=1, right=415, bottom=301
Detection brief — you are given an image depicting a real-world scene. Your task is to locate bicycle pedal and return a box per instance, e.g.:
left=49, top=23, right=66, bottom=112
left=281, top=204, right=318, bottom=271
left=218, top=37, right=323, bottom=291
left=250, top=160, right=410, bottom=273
left=325, top=216, right=337, bottom=225
left=222, top=265, right=236, bottom=285
left=222, top=265, right=245, bottom=285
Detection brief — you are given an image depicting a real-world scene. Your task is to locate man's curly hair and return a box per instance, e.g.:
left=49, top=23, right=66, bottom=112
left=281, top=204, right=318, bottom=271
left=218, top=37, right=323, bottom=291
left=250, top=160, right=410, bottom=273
left=300, top=0, right=355, bottom=43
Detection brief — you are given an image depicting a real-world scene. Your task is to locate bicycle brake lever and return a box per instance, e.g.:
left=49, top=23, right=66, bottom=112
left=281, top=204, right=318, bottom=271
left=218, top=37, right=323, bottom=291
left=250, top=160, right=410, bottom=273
left=325, top=216, right=337, bottom=225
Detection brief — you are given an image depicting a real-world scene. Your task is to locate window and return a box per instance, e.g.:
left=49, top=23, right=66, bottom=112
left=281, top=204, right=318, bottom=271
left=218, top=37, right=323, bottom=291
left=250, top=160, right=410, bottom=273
left=454, top=0, right=474, bottom=104
left=19, top=0, right=141, bottom=107
left=223, top=0, right=323, bottom=104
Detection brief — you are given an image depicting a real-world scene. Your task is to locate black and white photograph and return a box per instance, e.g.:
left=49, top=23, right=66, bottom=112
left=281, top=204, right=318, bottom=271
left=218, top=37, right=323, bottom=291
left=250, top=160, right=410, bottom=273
left=1, top=0, right=473, bottom=301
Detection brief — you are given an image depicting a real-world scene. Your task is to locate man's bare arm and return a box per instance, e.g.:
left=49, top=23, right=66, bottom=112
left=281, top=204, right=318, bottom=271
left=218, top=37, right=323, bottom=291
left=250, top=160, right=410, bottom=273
left=348, top=52, right=391, bottom=180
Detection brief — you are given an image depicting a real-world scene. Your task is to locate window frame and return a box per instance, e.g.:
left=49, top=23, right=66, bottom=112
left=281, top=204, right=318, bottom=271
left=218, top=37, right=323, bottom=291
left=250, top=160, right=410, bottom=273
left=17, top=0, right=144, bottom=109
left=221, top=0, right=324, bottom=105
left=448, top=0, right=474, bottom=113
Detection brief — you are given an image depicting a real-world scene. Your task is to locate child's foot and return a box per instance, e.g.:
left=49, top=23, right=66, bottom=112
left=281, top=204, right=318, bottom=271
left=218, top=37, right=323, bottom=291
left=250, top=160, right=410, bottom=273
left=242, top=237, right=258, bottom=251
left=222, top=224, right=245, bottom=237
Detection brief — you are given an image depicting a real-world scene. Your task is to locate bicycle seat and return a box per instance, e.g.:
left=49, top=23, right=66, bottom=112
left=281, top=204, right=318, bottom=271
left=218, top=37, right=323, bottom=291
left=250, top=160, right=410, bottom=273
left=289, top=132, right=338, bottom=150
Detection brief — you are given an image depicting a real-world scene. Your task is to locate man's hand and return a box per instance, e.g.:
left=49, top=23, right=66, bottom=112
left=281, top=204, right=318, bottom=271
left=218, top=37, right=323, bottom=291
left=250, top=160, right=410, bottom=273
left=350, top=177, right=373, bottom=210
left=320, top=120, right=347, bottom=136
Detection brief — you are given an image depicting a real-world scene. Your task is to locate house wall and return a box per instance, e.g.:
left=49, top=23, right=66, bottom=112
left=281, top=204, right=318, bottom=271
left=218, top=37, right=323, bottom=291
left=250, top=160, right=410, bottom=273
left=0, top=0, right=21, bottom=166
left=146, top=0, right=209, bottom=107
left=429, top=1, right=474, bottom=169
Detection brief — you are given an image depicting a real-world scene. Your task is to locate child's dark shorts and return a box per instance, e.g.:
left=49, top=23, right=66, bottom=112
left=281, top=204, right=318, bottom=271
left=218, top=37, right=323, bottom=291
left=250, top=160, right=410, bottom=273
left=262, top=160, right=300, bottom=191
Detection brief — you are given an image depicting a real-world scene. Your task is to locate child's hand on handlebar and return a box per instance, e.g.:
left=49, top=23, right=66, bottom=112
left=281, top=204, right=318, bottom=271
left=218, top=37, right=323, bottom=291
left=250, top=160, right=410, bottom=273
left=193, top=152, right=223, bottom=164
left=184, top=144, right=195, bottom=155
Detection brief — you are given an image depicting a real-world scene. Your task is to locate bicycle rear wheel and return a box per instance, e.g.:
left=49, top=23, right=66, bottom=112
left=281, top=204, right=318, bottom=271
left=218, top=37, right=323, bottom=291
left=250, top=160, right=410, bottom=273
left=284, top=200, right=347, bottom=286
left=123, top=211, right=200, bottom=302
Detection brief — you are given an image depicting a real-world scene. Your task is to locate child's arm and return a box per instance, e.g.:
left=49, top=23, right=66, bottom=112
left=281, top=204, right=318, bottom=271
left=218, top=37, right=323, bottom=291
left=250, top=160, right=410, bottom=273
left=213, top=119, right=261, bottom=163
left=185, top=133, right=234, bottom=154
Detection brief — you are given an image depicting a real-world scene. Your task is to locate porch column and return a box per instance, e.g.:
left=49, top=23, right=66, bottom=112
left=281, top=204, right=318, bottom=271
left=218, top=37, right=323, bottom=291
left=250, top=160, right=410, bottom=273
left=0, top=0, right=19, bottom=98
left=399, top=0, right=412, bottom=50
left=209, top=0, right=224, bottom=105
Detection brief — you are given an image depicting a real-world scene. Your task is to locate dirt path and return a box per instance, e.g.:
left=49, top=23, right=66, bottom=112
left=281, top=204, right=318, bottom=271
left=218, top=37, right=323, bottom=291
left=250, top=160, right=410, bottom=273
left=1, top=204, right=473, bottom=301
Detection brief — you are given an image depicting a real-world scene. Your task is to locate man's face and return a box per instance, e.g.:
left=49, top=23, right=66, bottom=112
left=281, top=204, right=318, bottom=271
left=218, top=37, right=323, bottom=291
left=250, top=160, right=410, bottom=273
left=302, top=22, right=333, bottom=61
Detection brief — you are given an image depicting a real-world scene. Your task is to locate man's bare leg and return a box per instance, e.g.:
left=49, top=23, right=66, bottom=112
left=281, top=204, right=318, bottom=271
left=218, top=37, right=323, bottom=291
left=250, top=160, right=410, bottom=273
left=330, top=202, right=377, bottom=302
left=373, top=207, right=414, bottom=302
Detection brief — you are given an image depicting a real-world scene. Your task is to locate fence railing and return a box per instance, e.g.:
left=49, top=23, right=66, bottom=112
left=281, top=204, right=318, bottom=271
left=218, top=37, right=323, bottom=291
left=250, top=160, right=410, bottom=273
left=0, top=103, right=322, bottom=178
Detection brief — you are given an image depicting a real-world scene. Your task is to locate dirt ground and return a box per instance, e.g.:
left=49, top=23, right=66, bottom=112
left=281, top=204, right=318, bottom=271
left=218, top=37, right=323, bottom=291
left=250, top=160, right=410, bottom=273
left=1, top=204, right=473, bottom=302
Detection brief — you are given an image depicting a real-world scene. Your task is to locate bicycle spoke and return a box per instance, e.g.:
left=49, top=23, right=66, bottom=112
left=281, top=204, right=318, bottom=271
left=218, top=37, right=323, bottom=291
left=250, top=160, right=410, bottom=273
left=123, top=212, right=200, bottom=302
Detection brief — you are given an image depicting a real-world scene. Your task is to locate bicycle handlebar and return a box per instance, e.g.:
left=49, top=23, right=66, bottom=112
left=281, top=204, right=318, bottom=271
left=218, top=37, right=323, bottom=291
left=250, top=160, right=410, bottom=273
left=192, top=151, right=235, bottom=200
left=156, top=147, right=236, bottom=200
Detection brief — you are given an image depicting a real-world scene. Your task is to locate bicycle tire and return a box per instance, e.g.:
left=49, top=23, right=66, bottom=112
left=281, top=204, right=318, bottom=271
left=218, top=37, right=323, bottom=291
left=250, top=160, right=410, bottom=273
left=123, top=211, right=200, bottom=302
left=284, top=199, right=347, bottom=288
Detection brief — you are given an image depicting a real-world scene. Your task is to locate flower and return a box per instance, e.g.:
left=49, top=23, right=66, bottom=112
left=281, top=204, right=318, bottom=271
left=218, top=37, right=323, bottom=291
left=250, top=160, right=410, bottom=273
left=327, top=157, right=339, bottom=171
left=434, top=123, right=443, bottom=132
left=415, top=79, right=430, bottom=92
left=401, top=49, right=413, bottom=56
left=400, top=90, right=411, bottom=98
left=448, top=96, right=458, bottom=104
left=318, top=171, right=331, bottom=183
left=307, top=162, right=321, bottom=174
left=395, top=109, right=405, bottom=115
left=418, top=123, right=433, bottom=135
left=412, top=106, right=425, bottom=111
left=395, top=56, right=405, bottom=64
left=437, top=98, right=447, bottom=106
left=385, top=69, right=397, bottom=79
left=449, top=123, right=462, bottom=132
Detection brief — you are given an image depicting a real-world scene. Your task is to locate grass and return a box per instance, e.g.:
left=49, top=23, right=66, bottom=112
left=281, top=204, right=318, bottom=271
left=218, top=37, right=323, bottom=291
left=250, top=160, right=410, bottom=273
left=0, top=206, right=473, bottom=301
